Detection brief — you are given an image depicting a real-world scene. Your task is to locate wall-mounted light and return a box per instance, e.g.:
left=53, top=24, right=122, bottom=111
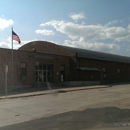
left=56, top=59, right=59, bottom=62
left=32, top=48, right=36, bottom=52
left=29, top=56, right=33, bottom=59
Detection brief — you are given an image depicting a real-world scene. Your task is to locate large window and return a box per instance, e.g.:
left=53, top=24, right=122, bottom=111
left=20, top=62, right=27, bottom=77
left=35, top=64, right=51, bottom=82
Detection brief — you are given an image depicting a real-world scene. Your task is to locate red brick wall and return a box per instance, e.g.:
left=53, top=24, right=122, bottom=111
left=19, top=41, right=75, bottom=57
left=0, top=42, right=130, bottom=91
left=75, top=57, right=130, bottom=83
left=0, top=48, right=72, bottom=91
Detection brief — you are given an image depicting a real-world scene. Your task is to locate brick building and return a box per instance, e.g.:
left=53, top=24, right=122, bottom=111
left=1, top=41, right=130, bottom=91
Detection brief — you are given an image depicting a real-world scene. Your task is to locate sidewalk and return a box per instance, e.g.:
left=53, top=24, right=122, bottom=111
left=0, top=85, right=110, bottom=100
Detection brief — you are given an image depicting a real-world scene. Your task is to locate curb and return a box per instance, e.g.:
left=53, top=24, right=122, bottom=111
left=0, top=86, right=109, bottom=100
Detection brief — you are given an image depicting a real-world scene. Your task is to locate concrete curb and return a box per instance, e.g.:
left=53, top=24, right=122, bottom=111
left=0, top=86, right=109, bottom=100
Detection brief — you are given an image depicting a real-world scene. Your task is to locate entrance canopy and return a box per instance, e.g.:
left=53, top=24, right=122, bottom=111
left=77, top=67, right=102, bottom=71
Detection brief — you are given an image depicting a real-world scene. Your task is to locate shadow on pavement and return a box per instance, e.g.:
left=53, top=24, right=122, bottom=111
left=1, top=107, right=130, bottom=130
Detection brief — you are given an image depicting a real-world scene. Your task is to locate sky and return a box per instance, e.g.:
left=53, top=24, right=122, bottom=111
left=1, top=0, right=130, bottom=56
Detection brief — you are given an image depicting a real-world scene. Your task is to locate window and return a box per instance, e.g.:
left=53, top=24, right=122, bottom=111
left=117, top=69, right=120, bottom=73
left=20, top=62, right=27, bottom=77
left=102, top=68, right=106, bottom=72
left=60, top=65, right=65, bottom=71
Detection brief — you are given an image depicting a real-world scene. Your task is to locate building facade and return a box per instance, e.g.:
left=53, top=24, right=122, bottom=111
left=0, top=41, right=130, bottom=91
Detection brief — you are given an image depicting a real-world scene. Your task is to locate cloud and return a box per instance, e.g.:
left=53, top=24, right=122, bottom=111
left=5, top=37, right=38, bottom=49
left=69, top=12, right=86, bottom=21
left=0, top=42, right=10, bottom=49
left=40, top=20, right=130, bottom=42
left=64, top=40, right=120, bottom=54
left=40, top=20, right=106, bottom=41
left=126, top=45, right=130, bottom=52
left=0, top=18, right=14, bottom=30
left=105, top=20, right=118, bottom=26
left=105, top=26, right=130, bottom=42
left=36, top=29, right=54, bottom=35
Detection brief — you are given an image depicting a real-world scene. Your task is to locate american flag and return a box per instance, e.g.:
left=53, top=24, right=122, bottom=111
left=12, top=31, right=21, bottom=44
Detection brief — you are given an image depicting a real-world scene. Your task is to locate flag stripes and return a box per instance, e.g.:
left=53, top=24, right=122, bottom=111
left=12, top=31, right=21, bottom=44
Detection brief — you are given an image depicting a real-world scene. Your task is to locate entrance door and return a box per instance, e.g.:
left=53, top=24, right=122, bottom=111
left=35, top=64, right=51, bottom=83
left=60, top=65, right=65, bottom=82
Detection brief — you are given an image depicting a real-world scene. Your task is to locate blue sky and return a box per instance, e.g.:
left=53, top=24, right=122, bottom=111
left=1, top=0, right=130, bottom=56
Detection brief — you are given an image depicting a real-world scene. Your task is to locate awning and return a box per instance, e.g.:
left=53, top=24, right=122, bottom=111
left=77, top=67, right=102, bottom=71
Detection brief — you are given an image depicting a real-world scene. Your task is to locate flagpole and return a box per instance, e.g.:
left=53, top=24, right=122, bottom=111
left=11, top=29, right=20, bottom=90
left=12, top=27, right=13, bottom=89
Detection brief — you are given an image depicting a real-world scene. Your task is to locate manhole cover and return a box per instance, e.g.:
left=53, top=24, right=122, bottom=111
left=99, top=90, right=105, bottom=91
left=15, top=115, right=20, bottom=116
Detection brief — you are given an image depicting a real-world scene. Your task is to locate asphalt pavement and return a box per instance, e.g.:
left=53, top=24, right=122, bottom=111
left=1, top=107, right=130, bottom=130
left=0, top=83, right=130, bottom=129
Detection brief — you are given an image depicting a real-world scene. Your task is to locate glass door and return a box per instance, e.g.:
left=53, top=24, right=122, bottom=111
left=35, top=64, right=51, bottom=83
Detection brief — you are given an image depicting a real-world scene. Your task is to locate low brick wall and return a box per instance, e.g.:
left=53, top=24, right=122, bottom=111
left=60, top=81, right=100, bottom=87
